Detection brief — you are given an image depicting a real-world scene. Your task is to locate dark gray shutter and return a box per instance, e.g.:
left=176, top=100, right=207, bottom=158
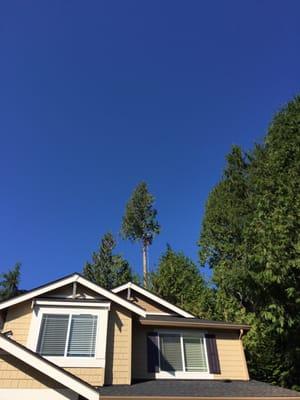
left=205, top=334, right=221, bottom=374
left=147, top=332, right=159, bottom=373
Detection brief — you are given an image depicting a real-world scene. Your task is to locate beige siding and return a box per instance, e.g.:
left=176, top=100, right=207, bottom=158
left=105, top=305, right=132, bottom=385
left=132, top=323, right=151, bottom=380
left=2, top=302, right=32, bottom=345
left=119, top=289, right=172, bottom=314
left=65, top=368, right=104, bottom=386
left=0, top=352, right=63, bottom=388
left=0, top=301, right=105, bottom=387
left=132, top=323, right=249, bottom=381
left=214, top=331, right=249, bottom=380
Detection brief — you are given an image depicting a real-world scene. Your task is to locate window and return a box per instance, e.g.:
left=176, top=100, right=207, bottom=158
left=157, top=332, right=208, bottom=374
left=38, top=314, right=97, bottom=358
left=160, top=334, right=183, bottom=371
left=183, top=336, right=207, bottom=372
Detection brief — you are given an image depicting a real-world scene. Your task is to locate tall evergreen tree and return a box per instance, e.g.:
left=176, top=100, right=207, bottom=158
left=199, top=96, right=300, bottom=389
left=0, top=263, right=21, bottom=301
left=83, top=232, right=136, bottom=290
left=151, top=245, right=214, bottom=318
left=121, top=182, right=160, bottom=287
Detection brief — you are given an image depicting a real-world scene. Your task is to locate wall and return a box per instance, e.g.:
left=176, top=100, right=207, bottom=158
left=132, top=322, right=249, bottom=381
left=214, top=331, right=249, bottom=380
left=105, top=304, right=132, bottom=385
left=0, top=301, right=104, bottom=388
left=118, top=289, right=172, bottom=314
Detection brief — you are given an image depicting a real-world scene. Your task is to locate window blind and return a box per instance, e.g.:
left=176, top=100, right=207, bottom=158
left=67, top=315, right=97, bottom=357
left=183, top=336, right=207, bottom=372
left=159, top=334, right=183, bottom=371
left=38, top=314, right=69, bottom=356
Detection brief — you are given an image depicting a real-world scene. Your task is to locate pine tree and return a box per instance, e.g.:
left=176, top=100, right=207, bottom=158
left=0, top=263, right=21, bottom=301
left=199, top=96, right=300, bottom=389
left=151, top=245, right=214, bottom=318
left=83, top=232, right=136, bottom=290
left=121, top=182, right=160, bottom=287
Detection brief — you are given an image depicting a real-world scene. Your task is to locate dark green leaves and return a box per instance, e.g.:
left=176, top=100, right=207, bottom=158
left=121, top=182, right=160, bottom=246
left=0, top=263, right=22, bottom=301
left=83, top=232, right=137, bottom=290
left=198, top=95, right=300, bottom=388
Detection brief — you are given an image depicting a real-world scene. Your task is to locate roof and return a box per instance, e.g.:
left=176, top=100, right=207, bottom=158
left=0, top=333, right=99, bottom=400
left=139, top=315, right=250, bottom=332
left=99, top=379, right=300, bottom=399
left=112, top=282, right=195, bottom=318
left=0, top=273, right=146, bottom=317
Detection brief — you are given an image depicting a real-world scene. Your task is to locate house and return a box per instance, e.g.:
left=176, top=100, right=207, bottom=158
left=0, top=273, right=299, bottom=400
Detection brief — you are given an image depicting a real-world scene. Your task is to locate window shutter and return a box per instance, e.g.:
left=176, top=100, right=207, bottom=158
left=205, top=334, right=221, bottom=374
left=67, top=315, right=97, bottom=357
left=38, top=314, right=69, bottom=356
left=147, top=332, right=159, bottom=373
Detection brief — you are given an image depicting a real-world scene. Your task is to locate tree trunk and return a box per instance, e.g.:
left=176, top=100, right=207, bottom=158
left=142, top=243, right=148, bottom=288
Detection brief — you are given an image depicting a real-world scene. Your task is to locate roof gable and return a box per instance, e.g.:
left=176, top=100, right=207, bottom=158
left=0, top=273, right=146, bottom=317
left=112, top=282, right=195, bottom=318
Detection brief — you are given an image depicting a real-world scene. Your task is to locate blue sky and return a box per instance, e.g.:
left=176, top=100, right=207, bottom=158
left=1, top=1, right=300, bottom=289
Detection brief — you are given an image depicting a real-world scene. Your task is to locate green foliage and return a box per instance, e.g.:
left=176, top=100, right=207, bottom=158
left=0, top=263, right=22, bottom=301
left=83, top=232, right=137, bottom=290
left=199, top=96, right=300, bottom=389
left=121, top=181, right=160, bottom=246
left=150, top=245, right=214, bottom=318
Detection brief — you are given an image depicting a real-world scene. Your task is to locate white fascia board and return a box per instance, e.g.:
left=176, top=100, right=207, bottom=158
left=0, top=274, right=146, bottom=317
left=112, top=282, right=195, bottom=318
left=0, top=335, right=99, bottom=400
left=0, top=275, right=79, bottom=311
left=76, top=277, right=146, bottom=317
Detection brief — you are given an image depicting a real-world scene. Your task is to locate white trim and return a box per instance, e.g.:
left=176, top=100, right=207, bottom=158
left=153, top=329, right=212, bottom=380
left=34, top=299, right=111, bottom=309
left=0, top=275, right=78, bottom=310
left=145, top=312, right=174, bottom=316
left=112, top=282, right=195, bottom=318
left=27, top=306, right=109, bottom=368
left=0, top=389, right=78, bottom=400
left=0, top=335, right=99, bottom=400
left=0, top=274, right=146, bottom=317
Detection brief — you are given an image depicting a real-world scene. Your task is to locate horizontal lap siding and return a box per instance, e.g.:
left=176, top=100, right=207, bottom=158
left=65, top=368, right=104, bottom=386
left=2, top=302, right=32, bottom=345
left=105, top=305, right=132, bottom=385
left=119, top=290, right=172, bottom=314
left=0, top=353, right=63, bottom=388
left=132, top=323, right=149, bottom=380
left=0, top=302, right=104, bottom=388
left=214, top=331, right=249, bottom=380
left=132, top=324, right=249, bottom=381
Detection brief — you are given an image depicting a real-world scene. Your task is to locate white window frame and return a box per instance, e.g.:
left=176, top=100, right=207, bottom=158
left=27, top=305, right=109, bottom=367
left=154, top=330, right=213, bottom=379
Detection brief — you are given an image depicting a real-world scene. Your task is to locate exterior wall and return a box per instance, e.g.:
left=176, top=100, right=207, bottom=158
left=214, top=331, right=249, bottom=380
left=105, top=304, right=132, bottom=385
left=0, top=352, right=63, bottom=389
left=0, top=301, right=104, bottom=388
left=2, top=301, right=32, bottom=345
left=132, top=323, right=249, bottom=381
left=119, top=289, right=172, bottom=314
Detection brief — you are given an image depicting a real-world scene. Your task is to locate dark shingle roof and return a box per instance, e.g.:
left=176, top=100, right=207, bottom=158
left=99, top=380, right=300, bottom=398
